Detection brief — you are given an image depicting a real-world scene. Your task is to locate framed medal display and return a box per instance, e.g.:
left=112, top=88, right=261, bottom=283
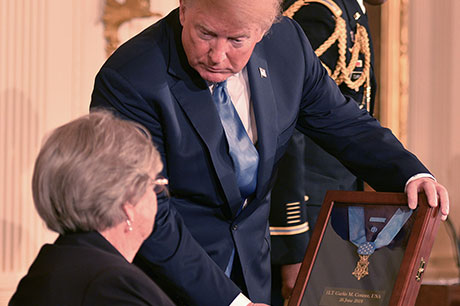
left=288, top=191, right=442, bottom=306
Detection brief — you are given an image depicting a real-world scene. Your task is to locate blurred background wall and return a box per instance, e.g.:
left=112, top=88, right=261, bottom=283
left=407, top=0, right=460, bottom=281
left=0, top=0, right=458, bottom=304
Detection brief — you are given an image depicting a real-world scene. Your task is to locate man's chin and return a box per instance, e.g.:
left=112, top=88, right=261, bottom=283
left=199, top=70, right=231, bottom=83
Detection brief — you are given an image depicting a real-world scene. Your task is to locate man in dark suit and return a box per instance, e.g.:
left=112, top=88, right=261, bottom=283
left=90, top=0, right=449, bottom=305
left=270, top=1, right=384, bottom=303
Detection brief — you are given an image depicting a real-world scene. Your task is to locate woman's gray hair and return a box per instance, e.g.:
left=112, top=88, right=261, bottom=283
left=32, top=110, right=162, bottom=234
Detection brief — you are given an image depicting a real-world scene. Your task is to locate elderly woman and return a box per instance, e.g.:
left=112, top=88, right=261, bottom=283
left=9, top=111, right=174, bottom=305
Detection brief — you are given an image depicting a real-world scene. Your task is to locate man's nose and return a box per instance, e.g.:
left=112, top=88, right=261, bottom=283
left=208, top=39, right=227, bottom=64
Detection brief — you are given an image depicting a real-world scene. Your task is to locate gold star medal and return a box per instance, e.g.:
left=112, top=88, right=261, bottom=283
left=352, top=241, right=375, bottom=280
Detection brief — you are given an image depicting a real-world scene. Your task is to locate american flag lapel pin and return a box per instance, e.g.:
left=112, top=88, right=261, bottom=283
left=259, top=67, right=267, bottom=78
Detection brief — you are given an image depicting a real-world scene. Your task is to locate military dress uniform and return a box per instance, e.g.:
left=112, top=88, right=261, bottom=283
left=270, top=0, right=377, bottom=303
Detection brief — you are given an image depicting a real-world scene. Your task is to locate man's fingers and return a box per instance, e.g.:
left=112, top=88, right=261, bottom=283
left=406, top=178, right=450, bottom=221
left=437, top=184, right=449, bottom=219
left=423, top=181, right=439, bottom=208
left=406, top=182, right=419, bottom=210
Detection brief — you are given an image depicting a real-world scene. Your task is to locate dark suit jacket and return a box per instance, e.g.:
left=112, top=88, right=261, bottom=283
left=9, top=231, right=174, bottom=306
left=270, top=0, right=380, bottom=265
left=90, top=8, right=429, bottom=305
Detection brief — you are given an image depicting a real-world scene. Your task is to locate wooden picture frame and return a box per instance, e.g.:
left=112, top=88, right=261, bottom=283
left=288, top=191, right=442, bottom=306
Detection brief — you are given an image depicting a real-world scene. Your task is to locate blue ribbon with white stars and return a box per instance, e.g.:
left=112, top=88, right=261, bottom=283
left=348, top=206, right=413, bottom=256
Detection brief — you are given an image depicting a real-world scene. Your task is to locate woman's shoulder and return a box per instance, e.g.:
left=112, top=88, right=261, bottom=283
left=83, top=262, right=175, bottom=305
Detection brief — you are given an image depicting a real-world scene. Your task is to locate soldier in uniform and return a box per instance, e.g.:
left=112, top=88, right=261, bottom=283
left=269, top=0, right=386, bottom=304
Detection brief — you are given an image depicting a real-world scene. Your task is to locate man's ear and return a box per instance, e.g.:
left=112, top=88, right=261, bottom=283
left=179, top=0, right=186, bottom=26
left=256, top=30, right=265, bottom=43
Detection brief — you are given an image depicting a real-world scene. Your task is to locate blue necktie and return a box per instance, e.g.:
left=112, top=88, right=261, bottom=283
left=212, top=81, right=259, bottom=200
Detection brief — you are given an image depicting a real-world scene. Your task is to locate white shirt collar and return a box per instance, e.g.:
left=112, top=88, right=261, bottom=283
left=356, top=0, right=366, bottom=14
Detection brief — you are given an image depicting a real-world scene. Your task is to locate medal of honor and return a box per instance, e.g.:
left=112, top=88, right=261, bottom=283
left=352, top=254, right=370, bottom=280
left=348, top=207, right=413, bottom=280
left=352, top=242, right=375, bottom=280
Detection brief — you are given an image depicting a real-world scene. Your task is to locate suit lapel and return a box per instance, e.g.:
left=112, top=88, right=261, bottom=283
left=166, top=21, right=243, bottom=216
left=171, top=81, right=244, bottom=212
left=246, top=46, right=278, bottom=200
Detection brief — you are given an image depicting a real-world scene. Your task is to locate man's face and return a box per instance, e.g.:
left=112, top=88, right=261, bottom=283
left=179, top=0, right=264, bottom=83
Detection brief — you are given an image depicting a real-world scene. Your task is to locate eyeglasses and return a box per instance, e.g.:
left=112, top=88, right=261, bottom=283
left=153, top=177, right=169, bottom=196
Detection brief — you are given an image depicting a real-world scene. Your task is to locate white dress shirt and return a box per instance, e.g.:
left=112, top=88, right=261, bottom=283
left=356, top=0, right=366, bottom=13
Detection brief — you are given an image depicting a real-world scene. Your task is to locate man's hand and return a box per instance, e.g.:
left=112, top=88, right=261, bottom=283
left=280, top=263, right=302, bottom=302
left=406, top=177, right=449, bottom=220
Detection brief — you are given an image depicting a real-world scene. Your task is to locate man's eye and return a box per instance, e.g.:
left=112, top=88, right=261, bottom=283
left=199, top=31, right=213, bottom=40
left=231, top=38, right=244, bottom=47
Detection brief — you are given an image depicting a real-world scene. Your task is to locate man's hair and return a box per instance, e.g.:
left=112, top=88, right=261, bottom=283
left=32, top=110, right=161, bottom=234
left=181, top=0, right=283, bottom=32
